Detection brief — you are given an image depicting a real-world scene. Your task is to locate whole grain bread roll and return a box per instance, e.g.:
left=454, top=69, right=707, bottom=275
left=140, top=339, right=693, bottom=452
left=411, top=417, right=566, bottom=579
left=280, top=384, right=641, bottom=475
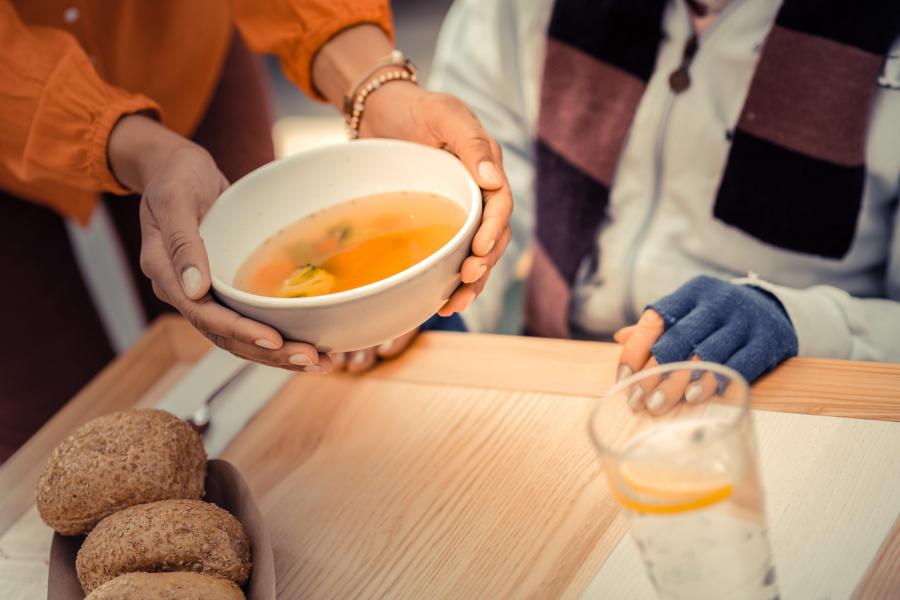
left=85, top=571, right=245, bottom=600
left=36, top=409, right=206, bottom=535
left=76, top=499, right=251, bottom=594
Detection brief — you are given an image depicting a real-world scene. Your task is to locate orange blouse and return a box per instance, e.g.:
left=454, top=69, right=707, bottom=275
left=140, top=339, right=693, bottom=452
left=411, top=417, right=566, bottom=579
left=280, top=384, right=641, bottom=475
left=0, top=0, right=393, bottom=224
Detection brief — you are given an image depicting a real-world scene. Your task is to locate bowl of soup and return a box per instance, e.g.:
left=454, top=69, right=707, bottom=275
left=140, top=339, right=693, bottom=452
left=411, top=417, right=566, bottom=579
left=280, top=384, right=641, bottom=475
left=199, top=139, right=481, bottom=353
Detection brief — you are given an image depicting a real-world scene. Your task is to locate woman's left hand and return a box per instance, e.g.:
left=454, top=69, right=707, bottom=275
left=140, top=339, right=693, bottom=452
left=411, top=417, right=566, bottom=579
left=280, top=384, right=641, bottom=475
left=614, top=276, right=798, bottom=415
left=361, top=81, right=512, bottom=317
left=330, top=329, right=420, bottom=373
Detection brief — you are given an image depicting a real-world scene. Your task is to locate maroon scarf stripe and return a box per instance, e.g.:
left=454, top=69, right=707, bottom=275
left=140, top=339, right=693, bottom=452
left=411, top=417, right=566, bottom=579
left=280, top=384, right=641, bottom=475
left=736, top=26, right=884, bottom=168
left=525, top=241, right=572, bottom=339
left=538, top=39, right=646, bottom=187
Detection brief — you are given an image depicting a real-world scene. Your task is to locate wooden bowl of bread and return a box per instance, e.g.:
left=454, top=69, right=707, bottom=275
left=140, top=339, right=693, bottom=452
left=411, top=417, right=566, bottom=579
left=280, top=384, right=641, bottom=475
left=37, top=408, right=274, bottom=600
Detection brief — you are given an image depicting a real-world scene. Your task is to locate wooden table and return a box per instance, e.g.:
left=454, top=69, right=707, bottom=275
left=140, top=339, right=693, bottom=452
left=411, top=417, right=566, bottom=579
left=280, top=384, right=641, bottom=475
left=1, top=316, right=898, bottom=599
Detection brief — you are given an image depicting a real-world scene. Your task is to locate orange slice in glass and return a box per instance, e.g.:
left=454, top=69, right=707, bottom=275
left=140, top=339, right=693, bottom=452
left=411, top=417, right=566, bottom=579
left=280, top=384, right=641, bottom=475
left=610, top=461, right=734, bottom=514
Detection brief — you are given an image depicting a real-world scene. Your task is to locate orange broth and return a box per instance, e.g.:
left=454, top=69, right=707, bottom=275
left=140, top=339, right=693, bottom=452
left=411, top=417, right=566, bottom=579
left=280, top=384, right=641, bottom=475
left=234, top=191, right=466, bottom=298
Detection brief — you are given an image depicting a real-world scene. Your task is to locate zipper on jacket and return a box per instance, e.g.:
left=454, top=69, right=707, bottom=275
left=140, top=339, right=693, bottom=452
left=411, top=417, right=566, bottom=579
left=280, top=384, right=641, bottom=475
left=619, top=1, right=743, bottom=323
left=621, top=93, right=677, bottom=323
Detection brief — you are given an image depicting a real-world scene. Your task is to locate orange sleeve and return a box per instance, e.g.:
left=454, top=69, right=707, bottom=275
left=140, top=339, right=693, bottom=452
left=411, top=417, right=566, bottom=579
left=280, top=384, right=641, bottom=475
left=0, top=1, right=160, bottom=197
left=231, top=0, right=394, bottom=101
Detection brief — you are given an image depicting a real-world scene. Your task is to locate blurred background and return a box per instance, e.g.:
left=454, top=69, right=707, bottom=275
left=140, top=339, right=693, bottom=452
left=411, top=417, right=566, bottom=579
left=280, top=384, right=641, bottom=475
left=268, top=0, right=453, bottom=156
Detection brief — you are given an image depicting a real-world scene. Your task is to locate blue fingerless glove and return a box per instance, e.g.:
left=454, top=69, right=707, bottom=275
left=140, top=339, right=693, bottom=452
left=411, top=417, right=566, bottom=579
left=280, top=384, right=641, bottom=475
left=647, top=276, right=798, bottom=383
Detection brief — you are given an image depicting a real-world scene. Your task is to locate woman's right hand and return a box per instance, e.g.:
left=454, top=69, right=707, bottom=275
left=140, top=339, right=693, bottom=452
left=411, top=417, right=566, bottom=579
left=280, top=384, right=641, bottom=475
left=107, top=115, right=331, bottom=372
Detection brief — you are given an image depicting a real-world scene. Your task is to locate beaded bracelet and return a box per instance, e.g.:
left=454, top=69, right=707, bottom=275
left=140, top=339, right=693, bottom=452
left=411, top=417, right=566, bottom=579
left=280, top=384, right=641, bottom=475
left=343, top=51, right=418, bottom=139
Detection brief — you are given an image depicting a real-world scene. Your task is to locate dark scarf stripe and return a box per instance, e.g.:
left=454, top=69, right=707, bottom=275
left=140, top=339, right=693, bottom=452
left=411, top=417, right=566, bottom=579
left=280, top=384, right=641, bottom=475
left=776, top=0, right=900, bottom=55
left=528, top=0, right=898, bottom=338
left=715, top=131, right=866, bottom=259
left=535, top=140, right=610, bottom=285
left=546, top=0, right=666, bottom=81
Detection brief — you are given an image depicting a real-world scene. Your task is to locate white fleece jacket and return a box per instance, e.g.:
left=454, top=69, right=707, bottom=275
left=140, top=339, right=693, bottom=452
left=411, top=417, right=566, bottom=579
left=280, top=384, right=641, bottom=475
left=429, top=0, right=900, bottom=362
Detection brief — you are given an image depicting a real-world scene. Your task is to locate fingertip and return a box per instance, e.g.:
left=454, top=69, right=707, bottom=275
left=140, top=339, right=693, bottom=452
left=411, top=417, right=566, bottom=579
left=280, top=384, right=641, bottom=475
left=181, top=266, right=206, bottom=299
left=255, top=338, right=280, bottom=350
left=251, top=325, right=283, bottom=350
left=288, top=352, right=315, bottom=366
left=646, top=389, right=667, bottom=413
left=639, top=309, right=665, bottom=330
left=284, top=341, right=320, bottom=367
left=376, top=339, right=394, bottom=357
left=316, top=353, right=334, bottom=372
left=347, top=349, right=374, bottom=373
left=330, top=352, right=346, bottom=370
left=437, top=300, right=455, bottom=317
left=471, top=229, right=497, bottom=257
left=477, top=161, right=502, bottom=189
left=685, top=382, right=703, bottom=404
left=461, top=260, right=488, bottom=284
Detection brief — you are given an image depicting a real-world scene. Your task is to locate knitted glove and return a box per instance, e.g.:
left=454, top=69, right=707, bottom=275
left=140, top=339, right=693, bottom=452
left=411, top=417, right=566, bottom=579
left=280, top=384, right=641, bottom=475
left=648, top=275, right=798, bottom=384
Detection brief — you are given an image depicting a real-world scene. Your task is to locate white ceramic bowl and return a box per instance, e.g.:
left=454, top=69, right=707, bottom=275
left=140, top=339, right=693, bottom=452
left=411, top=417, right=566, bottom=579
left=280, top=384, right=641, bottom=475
left=200, top=139, right=481, bottom=353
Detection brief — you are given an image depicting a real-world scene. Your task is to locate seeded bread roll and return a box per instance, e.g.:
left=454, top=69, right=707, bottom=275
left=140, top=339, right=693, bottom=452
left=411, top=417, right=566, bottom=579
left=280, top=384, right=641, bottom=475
left=76, top=499, right=251, bottom=594
left=85, top=571, right=246, bottom=600
left=36, top=409, right=206, bottom=535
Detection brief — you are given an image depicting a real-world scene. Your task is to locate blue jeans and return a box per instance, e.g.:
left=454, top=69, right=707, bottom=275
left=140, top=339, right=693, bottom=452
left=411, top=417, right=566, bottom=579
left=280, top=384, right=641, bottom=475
left=419, top=313, right=467, bottom=332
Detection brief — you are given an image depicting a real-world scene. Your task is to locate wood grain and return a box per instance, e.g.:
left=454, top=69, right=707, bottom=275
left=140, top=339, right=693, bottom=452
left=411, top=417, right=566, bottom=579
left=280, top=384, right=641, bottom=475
left=372, top=333, right=900, bottom=421
left=854, top=513, right=900, bottom=600
left=2, top=317, right=899, bottom=599
left=0, top=507, right=53, bottom=600
left=223, top=376, right=626, bottom=599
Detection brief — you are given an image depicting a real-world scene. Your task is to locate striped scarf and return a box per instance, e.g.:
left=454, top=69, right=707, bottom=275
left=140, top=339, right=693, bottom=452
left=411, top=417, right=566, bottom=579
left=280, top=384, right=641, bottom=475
left=526, top=0, right=898, bottom=338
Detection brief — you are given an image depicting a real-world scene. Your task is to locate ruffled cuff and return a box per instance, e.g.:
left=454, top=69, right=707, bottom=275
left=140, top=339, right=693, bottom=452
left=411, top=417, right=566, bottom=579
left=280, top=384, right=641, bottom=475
left=283, top=1, right=395, bottom=100
left=89, top=91, right=161, bottom=195
left=24, top=44, right=161, bottom=195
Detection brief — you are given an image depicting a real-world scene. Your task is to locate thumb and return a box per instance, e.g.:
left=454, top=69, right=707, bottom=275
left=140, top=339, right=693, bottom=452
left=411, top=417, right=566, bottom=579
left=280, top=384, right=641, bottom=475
left=157, top=195, right=212, bottom=301
left=426, top=95, right=503, bottom=191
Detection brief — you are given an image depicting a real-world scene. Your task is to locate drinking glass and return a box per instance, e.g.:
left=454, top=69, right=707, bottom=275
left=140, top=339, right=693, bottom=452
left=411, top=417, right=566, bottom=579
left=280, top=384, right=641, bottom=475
left=588, top=361, right=778, bottom=600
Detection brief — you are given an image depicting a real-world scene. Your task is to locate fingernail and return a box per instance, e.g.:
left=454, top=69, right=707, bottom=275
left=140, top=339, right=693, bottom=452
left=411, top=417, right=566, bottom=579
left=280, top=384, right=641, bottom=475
left=473, top=264, right=487, bottom=282
left=628, top=387, right=645, bottom=410
left=255, top=339, right=279, bottom=350
left=304, top=365, right=326, bottom=374
left=647, top=390, right=666, bottom=412
left=617, top=365, right=633, bottom=383
left=351, top=351, right=367, bottom=365
left=181, top=267, right=202, bottom=298
left=477, top=161, right=501, bottom=187
left=289, top=354, right=313, bottom=366
left=685, top=383, right=703, bottom=404
left=378, top=340, right=394, bottom=354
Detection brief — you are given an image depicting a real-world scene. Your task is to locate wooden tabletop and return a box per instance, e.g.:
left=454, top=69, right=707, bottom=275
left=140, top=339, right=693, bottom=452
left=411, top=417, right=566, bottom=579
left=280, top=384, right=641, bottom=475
left=1, top=315, right=899, bottom=599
